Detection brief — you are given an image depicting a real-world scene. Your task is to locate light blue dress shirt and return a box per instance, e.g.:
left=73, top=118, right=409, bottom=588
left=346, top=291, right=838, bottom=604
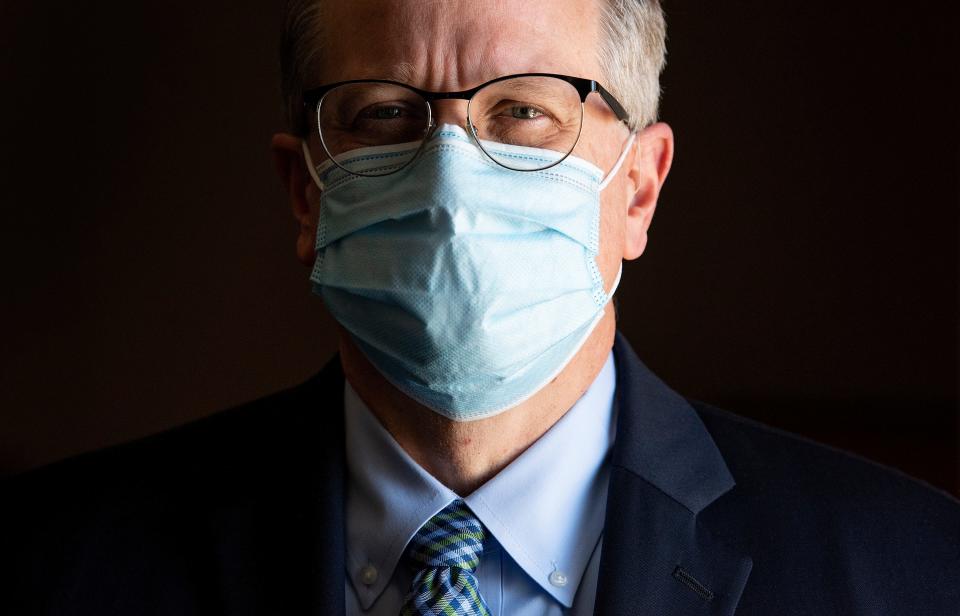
left=344, top=352, right=618, bottom=615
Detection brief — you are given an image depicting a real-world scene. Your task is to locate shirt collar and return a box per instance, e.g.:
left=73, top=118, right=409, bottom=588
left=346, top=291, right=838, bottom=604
left=344, top=352, right=617, bottom=609
left=344, top=383, right=457, bottom=609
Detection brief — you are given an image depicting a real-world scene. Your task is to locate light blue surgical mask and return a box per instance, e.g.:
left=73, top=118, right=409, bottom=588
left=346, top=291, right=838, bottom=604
left=302, top=124, right=633, bottom=421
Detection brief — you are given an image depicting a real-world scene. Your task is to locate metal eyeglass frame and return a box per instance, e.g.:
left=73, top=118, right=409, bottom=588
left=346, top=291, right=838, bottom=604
left=301, top=72, right=631, bottom=176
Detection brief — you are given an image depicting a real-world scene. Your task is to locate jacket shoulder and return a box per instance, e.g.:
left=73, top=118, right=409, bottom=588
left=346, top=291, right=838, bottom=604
left=691, top=399, right=959, bottom=506
left=690, top=400, right=960, bottom=612
left=1, top=368, right=342, bottom=614
left=5, top=372, right=330, bottom=508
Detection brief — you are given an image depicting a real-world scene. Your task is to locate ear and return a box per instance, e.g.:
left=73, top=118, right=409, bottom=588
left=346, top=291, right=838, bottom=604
left=271, top=132, right=319, bottom=266
left=623, top=122, right=674, bottom=260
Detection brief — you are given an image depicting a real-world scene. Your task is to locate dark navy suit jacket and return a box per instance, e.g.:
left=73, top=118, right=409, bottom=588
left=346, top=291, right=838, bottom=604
left=4, top=333, right=959, bottom=614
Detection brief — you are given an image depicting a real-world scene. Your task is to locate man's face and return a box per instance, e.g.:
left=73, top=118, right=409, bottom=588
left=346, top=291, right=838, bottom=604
left=304, top=0, right=662, bottom=290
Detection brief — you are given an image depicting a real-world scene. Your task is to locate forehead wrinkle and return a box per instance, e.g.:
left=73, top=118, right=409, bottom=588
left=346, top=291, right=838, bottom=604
left=325, top=0, right=601, bottom=89
left=454, top=6, right=595, bottom=85
left=383, top=62, right=417, bottom=84
left=402, top=0, right=586, bottom=90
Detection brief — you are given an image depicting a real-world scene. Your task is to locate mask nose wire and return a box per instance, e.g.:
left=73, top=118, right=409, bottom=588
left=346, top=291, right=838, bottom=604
left=303, top=127, right=636, bottom=193
left=598, top=130, right=637, bottom=191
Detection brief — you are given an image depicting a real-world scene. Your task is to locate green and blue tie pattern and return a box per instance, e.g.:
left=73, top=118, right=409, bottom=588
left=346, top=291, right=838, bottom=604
left=399, top=500, right=492, bottom=616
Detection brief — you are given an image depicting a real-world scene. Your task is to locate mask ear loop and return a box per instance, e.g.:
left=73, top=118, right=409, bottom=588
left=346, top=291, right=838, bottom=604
left=597, top=131, right=634, bottom=303
left=606, top=261, right=623, bottom=298
left=598, top=130, right=637, bottom=191
left=301, top=140, right=326, bottom=191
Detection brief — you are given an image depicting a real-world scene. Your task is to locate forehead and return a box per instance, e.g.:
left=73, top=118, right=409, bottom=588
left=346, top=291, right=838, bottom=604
left=318, top=0, right=603, bottom=90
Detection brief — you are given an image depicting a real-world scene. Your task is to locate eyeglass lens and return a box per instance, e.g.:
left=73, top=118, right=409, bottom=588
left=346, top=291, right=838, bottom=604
left=316, top=76, right=584, bottom=176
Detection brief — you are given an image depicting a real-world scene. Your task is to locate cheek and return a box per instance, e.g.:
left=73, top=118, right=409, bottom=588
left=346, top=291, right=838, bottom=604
left=574, top=128, right=621, bottom=173
left=574, top=101, right=630, bottom=170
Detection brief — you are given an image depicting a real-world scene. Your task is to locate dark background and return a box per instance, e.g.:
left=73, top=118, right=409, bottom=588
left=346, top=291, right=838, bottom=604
left=1, top=3, right=957, bottom=494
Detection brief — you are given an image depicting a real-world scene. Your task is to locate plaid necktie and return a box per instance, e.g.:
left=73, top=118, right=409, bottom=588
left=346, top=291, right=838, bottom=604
left=399, top=500, right=492, bottom=616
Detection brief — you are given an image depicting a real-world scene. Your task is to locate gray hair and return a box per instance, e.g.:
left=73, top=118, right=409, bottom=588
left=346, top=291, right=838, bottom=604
left=279, top=0, right=666, bottom=134
left=597, top=0, right=667, bottom=130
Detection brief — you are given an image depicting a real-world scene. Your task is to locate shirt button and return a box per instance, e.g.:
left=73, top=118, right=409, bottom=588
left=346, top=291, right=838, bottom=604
left=549, top=570, right=568, bottom=587
left=359, top=564, right=378, bottom=585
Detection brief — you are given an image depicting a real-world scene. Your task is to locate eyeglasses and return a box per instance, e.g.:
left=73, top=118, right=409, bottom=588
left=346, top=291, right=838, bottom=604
left=302, top=73, right=629, bottom=176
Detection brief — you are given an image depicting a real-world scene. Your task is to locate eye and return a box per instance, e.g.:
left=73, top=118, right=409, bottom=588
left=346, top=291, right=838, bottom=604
left=361, top=105, right=405, bottom=120
left=508, top=105, right=545, bottom=120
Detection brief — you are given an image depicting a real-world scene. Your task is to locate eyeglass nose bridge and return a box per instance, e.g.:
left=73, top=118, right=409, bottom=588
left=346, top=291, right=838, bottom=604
left=421, top=95, right=474, bottom=138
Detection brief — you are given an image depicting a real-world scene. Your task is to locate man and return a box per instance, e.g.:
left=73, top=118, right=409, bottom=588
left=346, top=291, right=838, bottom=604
left=4, top=1, right=958, bottom=614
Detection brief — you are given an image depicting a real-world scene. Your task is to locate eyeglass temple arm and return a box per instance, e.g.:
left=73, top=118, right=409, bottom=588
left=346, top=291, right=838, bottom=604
left=593, top=82, right=630, bottom=124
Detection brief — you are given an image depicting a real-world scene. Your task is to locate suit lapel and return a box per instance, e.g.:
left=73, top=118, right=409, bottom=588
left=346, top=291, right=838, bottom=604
left=207, top=358, right=347, bottom=615
left=594, top=334, right=752, bottom=615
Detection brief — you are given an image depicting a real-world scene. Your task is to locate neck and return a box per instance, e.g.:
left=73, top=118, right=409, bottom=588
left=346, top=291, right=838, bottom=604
left=339, top=312, right=616, bottom=495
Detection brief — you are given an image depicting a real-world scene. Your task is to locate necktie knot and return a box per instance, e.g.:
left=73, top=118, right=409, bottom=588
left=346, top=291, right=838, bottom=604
left=406, top=500, right=485, bottom=571
left=401, top=500, right=491, bottom=616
